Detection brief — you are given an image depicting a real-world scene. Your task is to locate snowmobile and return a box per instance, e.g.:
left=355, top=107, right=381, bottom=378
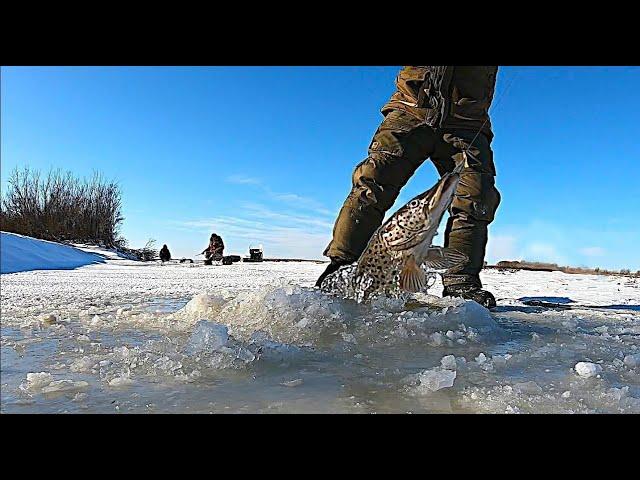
left=243, top=245, right=264, bottom=263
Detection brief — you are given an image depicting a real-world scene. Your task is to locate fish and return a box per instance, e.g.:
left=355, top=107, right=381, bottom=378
left=321, top=161, right=468, bottom=303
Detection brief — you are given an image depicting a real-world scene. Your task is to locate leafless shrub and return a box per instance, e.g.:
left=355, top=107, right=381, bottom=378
left=114, top=238, right=158, bottom=262
left=1, top=167, right=124, bottom=247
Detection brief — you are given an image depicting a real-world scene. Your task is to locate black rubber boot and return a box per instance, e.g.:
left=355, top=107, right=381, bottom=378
left=315, top=258, right=352, bottom=288
left=443, top=284, right=497, bottom=309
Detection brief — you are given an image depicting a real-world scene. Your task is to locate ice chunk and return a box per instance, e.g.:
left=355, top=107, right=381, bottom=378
left=623, top=354, right=639, bottom=368
left=235, top=347, right=256, bottom=363
left=19, top=372, right=53, bottom=393
left=41, top=380, right=89, bottom=394
left=182, top=294, right=227, bottom=317
left=606, top=386, right=629, bottom=402
left=429, top=332, right=446, bottom=346
left=186, top=320, right=229, bottom=354
left=113, top=346, right=130, bottom=358
left=416, top=368, right=457, bottom=392
left=491, top=355, right=508, bottom=367
left=70, top=356, right=94, bottom=373
left=108, top=376, right=134, bottom=387
left=440, top=355, right=457, bottom=370
left=341, top=332, right=357, bottom=344
left=475, top=353, right=487, bottom=364
left=73, top=392, right=87, bottom=402
left=296, top=317, right=310, bottom=328
left=574, top=362, right=602, bottom=378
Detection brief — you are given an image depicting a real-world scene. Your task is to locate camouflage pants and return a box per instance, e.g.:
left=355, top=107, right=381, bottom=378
left=323, top=109, right=501, bottom=288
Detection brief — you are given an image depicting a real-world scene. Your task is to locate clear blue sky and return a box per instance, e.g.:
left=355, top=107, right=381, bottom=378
left=2, top=66, right=639, bottom=270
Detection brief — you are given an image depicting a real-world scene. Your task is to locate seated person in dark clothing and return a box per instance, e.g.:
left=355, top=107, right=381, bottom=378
left=159, top=244, right=171, bottom=263
left=202, top=233, right=224, bottom=264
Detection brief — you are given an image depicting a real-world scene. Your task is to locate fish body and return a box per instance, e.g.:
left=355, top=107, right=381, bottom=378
left=321, top=167, right=468, bottom=303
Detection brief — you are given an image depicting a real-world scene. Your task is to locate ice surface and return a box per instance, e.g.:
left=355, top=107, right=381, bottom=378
left=1, top=250, right=639, bottom=413
left=514, top=381, right=543, bottom=395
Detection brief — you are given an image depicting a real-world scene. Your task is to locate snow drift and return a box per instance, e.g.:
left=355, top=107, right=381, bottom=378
left=0, top=232, right=105, bottom=274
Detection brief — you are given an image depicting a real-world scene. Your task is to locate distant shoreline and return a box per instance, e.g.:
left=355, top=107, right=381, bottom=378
left=256, top=258, right=327, bottom=264
left=485, top=262, right=638, bottom=277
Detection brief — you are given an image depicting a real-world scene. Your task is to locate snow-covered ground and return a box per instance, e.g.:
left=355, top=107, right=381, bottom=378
left=0, top=232, right=107, bottom=274
left=1, top=242, right=639, bottom=413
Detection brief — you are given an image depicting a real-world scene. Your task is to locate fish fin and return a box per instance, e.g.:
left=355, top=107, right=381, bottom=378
left=399, top=256, right=426, bottom=293
left=424, top=247, right=468, bottom=271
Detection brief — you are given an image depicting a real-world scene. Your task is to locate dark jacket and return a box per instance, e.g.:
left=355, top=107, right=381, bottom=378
left=202, top=234, right=224, bottom=260
left=382, top=66, right=498, bottom=139
left=159, top=245, right=171, bottom=262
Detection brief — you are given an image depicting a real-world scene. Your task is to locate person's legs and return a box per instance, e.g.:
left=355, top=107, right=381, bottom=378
left=431, top=130, right=501, bottom=306
left=317, top=110, right=436, bottom=286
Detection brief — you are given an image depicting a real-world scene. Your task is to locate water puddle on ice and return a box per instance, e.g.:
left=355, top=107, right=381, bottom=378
left=1, top=279, right=639, bottom=413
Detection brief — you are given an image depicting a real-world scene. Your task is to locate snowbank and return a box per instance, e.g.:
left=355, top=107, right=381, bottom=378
left=0, top=232, right=105, bottom=274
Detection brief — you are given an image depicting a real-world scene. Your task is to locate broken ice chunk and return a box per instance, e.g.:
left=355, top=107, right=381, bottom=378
left=475, top=352, right=487, bottom=364
left=19, top=372, right=53, bottom=393
left=623, top=354, right=639, bottom=368
left=440, top=355, right=457, bottom=370
left=341, top=332, right=357, bottom=344
left=186, top=320, right=229, bottom=354
left=574, top=362, right=602, bottom=378
left=416, top=368, right=457, bottom=392
left=41, top=380, right=89, bottom=394
left=182, top=294, right=227, bottom=316
left=296, top=317, right=310, bottom=328
left=108, top=376, right=134, bottom=387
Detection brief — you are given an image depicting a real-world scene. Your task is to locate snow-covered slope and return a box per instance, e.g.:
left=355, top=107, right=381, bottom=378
left=0, top=232, right=106, bottom=274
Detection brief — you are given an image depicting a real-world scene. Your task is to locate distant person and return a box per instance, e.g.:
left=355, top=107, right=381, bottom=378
left=202, top=233, right=224, bottom=265
left=316, top=66, right=501, bottom=308
left=159, top=244, right=171, bottom=263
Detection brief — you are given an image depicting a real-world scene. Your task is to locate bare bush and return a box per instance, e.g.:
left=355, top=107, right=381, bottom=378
left=114, top=238, right=159, bottom=262
left=1, top=167, right=124, bottom=247
left=137, top=239, right=159, bottom=261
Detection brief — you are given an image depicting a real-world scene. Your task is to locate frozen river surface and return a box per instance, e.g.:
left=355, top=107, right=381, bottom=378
left=1, top=259, right=639, bottom=413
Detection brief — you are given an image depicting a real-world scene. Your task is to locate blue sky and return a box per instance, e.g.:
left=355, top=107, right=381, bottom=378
left=2, top=66, right=639, bottom=270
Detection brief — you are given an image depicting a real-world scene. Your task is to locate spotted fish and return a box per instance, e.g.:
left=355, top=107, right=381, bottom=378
left=321, top=164, right=468, bottom=303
